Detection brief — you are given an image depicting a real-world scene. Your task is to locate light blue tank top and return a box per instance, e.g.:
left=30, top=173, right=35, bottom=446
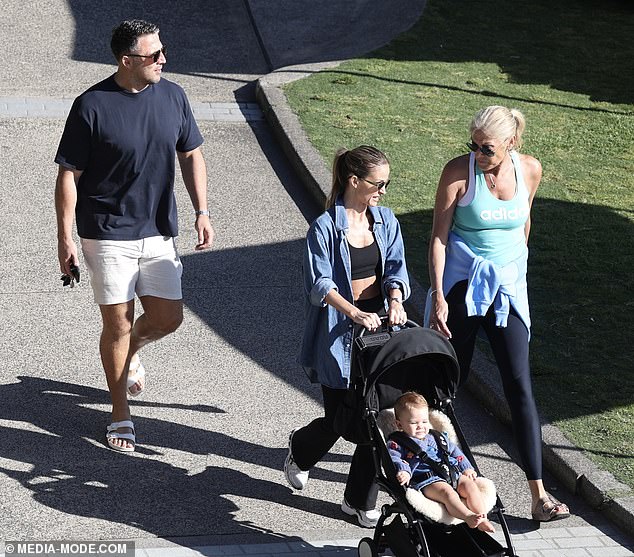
left=452, top=151, right=529, bottom=266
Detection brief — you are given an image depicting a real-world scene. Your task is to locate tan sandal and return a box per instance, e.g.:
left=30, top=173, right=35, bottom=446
left=532, top=496, right=570, bottom=521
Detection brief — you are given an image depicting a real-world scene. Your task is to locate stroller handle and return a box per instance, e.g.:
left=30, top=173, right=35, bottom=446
left=357, top=316, right=420, bottom=338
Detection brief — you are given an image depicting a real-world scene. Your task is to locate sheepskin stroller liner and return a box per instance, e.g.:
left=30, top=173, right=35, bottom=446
left=349, top=322, right=517, bottom=557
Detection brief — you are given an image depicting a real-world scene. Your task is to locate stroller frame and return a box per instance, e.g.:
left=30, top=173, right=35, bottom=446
left=350, top=321, right=518, bottom=557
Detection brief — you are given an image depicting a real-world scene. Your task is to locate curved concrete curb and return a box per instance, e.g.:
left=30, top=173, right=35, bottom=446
left=256, top=66, right=335, bottom=204
left=255, top=70, right=634, bottom=538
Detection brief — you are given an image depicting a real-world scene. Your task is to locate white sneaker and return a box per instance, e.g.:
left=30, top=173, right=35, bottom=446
left=341, top=498, right=381, bottom=528
left=284, top=429, right=309, bottom=490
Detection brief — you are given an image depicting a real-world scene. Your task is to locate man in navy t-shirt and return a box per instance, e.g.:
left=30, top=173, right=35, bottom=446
left=54, top=19, right=215, bottom=453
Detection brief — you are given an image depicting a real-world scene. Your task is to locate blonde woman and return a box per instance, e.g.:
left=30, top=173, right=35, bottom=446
left=427, top=106, right=569, bottom=521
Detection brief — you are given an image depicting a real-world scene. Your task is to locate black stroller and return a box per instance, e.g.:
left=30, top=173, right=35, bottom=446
left=344, top=320, right=517, bottom=557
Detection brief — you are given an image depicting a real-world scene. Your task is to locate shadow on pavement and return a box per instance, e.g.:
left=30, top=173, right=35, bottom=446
left=180, top=239, right=309, bottom=392
left=0, top=376, right=348, bottom=537
left=64, top=0, right=427, bottom=75
left=240, top=111, right=323, bottom=223
left=65, top=0, right=267, bottom=74
left=62, top=0, right=633, bottom=108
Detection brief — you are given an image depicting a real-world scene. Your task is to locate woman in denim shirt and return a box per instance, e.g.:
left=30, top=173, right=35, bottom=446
left=284, top=145, right=410, bottom=528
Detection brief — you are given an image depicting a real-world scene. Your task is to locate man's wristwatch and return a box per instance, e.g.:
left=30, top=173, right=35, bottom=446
left=195, top=210, right=210, bottom=217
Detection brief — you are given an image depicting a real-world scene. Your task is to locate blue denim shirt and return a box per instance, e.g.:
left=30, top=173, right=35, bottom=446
left=300, top=197, right=410, bottom=389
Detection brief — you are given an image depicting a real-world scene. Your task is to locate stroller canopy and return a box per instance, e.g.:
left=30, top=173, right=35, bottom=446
left=363, top=327, right=460, bottom=411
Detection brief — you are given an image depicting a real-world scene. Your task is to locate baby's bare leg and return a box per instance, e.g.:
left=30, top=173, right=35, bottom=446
left=457, top=477, right=495, bottom=532
left=423, top=481, right=482, bottom=529
left=457, top=476, right=487, bottom=513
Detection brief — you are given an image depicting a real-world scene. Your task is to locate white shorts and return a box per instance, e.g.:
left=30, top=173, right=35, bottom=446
left=81, top=236, right=183, bottom=305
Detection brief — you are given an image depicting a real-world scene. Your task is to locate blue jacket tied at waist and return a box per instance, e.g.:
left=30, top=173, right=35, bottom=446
left=425, top=232, right=531, bottom=337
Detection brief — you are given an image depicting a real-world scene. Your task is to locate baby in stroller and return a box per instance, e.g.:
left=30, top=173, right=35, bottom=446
left=387, top=392, right=495, bottom=533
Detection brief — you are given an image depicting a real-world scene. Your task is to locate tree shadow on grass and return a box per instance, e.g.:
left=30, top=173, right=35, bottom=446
left=525, top=198, right=633, bottom=421
left=369, top=0, right=634, bottom=106
left=62, top=0, right=633, bottom=107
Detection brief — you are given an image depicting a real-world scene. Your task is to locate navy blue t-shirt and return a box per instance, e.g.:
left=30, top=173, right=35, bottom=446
left=55, top=75, right=203, bottom=240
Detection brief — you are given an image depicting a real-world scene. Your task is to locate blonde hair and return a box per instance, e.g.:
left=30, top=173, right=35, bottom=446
left=326, top=145, right=389, bottom=209
left=394, top=391, right=428, bottom=421
left=469, top=106, right=526, bottom=151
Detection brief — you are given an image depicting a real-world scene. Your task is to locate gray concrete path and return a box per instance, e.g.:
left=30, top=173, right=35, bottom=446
left=0, top=1, right=632, bottom=556
left=0, top=98, right=264, bottom=122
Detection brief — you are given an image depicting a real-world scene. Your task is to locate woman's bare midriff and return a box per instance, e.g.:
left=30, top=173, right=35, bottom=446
left=352, top=276, right=381, bottom=302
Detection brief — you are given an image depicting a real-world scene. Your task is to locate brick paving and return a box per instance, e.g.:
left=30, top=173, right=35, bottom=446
left=0, top=97, right=263, bottom=122
left=125, top=525, right=632, bottom=556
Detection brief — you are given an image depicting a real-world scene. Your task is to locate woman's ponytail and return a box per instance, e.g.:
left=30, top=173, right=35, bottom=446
left=325, top=146, right=389, bottom=209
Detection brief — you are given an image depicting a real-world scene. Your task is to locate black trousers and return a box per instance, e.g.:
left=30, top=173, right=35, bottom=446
left=291, top=295, right=384, bottom=511
left=446, top=280, right=543, bottom=480
left=290, top=385, right=378, bottom=511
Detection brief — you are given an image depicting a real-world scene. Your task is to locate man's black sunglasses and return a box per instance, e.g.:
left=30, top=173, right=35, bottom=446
left=61, top=263, right=80, bottom=288
left=127, top=46, right=166, bottom=63
left=466, top=141, right=496, bottom=157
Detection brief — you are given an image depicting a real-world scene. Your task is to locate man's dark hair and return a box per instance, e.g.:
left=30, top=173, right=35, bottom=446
left=111, top=19, right=159, bottom=60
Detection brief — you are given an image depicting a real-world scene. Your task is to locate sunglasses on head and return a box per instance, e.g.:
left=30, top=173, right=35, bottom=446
left=359, top=177, right=391, bottom=190
left=466, top=141, right=496, bottom=157
left=127, top=46, right=166, bottom=63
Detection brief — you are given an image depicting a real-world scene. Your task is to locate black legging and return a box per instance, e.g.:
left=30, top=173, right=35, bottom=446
left=446, top=280, right=542, bottom=480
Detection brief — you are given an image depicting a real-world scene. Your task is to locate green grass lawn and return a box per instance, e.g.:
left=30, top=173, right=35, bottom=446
left=284, top=0, right=634, bottom=492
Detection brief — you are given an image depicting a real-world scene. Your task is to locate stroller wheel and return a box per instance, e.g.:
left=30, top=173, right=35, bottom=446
left=358, top=537, right=379, bottom=557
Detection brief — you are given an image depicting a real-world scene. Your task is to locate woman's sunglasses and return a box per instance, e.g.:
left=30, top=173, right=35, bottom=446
left=466, top=141, right=496, bottom=157
left=359, top=177, right=390, bottom=190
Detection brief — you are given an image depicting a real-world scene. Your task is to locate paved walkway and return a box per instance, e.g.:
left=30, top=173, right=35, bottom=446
left=7, top=527, right=632, bottom=557
left=3, top=527, right=634, bottom=557
left=1, top=2, right=632, bottom=556
left=129, top=527, right=634, bottom=557
left=0, top=97, right=263, bottom=122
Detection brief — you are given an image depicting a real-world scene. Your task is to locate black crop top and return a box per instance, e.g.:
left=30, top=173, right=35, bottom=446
left=349, top=240, right=381, bottom=280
